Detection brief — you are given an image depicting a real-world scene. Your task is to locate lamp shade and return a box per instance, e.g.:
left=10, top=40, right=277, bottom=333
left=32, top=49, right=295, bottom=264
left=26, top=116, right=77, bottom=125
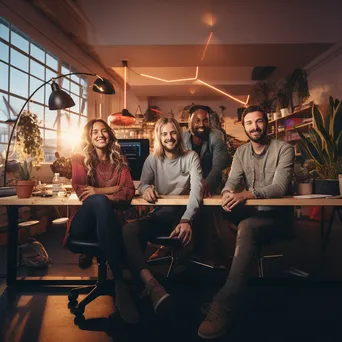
left=48, top=81, right=75, bottom=110
left=108, top=109, right=136, bottom=126
left=93, top=77, right=115, bottom=94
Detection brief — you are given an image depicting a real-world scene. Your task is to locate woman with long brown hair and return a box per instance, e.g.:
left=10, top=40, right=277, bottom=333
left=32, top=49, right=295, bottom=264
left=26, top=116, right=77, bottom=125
left=67, top=119, right=139, bottom=324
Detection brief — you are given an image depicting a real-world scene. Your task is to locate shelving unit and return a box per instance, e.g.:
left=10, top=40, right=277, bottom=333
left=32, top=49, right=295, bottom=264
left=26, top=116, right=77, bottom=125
left=268, top=104, right=313, bottom=156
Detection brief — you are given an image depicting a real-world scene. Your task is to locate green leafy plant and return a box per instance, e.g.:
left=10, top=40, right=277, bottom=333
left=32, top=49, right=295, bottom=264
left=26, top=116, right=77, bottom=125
left=275, top=79, right=291, bottom=110
left=15, top=110, right=44, bottom=168
left=294, top=160, right=315, bottom=183
left=274, top=69, right=310, bottom=112
left=17, top=160, right=33, bottom=180
left=297, top=96, right=342, bottom=179
left=287, top=69, right=310, bottom=106
left=255, top=81, right=276, bottom=113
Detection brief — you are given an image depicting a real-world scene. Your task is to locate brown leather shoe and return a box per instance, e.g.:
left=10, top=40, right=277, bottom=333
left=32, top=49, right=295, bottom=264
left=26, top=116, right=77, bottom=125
left=146, top=278, right=170, bottom=312
left=198, top=302, right=233, bottom=339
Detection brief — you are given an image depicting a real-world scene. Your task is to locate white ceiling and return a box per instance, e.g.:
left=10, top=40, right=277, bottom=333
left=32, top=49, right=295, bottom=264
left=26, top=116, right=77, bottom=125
left=30, top=0, right=342, bottom=101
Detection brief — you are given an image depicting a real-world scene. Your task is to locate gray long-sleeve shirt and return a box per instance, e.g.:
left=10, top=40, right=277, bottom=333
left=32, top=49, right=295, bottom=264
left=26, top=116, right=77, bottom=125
left=183, top=129, right=229, bottom=192
left=222, top=138, right=295, bottom=198
left=138, top=150, right=203, bottom=222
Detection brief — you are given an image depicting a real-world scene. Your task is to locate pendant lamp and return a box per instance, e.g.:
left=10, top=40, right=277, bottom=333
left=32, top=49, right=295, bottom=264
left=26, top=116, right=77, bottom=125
left=108, top=61, right=135, bottom=127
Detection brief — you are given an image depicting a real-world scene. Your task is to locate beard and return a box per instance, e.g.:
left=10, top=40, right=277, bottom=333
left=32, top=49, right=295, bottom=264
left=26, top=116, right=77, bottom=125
left=245, top=128, right=267, bottom=143
left=162, top=139, right=179, bottom=153
left=192, top=127, right=210, bottom=140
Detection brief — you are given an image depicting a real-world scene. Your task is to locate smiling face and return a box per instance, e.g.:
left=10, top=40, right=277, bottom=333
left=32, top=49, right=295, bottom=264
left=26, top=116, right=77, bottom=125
left=91, top=121, right=110, bottom=150
left=243, top=111, right=267, bottom=143
left=190, top=109, right=210, bottom=139
left=160, top=122, right=179, bottom=153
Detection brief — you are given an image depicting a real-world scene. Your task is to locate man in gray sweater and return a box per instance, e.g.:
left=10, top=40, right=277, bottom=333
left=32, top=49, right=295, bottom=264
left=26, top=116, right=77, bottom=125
left=198, top=105, right=295, bottom=339
left=122, top=117, right=203, bottom=314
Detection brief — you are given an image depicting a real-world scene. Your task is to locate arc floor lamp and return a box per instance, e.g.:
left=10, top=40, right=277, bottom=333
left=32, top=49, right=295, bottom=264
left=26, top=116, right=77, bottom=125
left=2, top=72, right=115, bottom=187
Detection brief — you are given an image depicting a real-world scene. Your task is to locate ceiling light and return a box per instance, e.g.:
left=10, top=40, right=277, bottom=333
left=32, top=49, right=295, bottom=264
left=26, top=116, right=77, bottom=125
left=108, top=61, right=135, bottom=127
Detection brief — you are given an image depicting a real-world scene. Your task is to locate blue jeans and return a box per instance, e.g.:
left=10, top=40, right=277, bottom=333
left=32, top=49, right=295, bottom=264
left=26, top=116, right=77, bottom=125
left=69, top=194, right=124, bottom=280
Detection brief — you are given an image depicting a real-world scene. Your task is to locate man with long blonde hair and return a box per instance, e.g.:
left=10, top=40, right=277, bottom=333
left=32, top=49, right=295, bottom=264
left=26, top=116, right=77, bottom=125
left=122, top=117, right=203, bottom=314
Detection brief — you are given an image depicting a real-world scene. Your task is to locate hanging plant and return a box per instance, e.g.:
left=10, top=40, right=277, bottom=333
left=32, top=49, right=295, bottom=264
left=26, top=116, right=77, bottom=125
left=15, top=110, right=44, bottom=169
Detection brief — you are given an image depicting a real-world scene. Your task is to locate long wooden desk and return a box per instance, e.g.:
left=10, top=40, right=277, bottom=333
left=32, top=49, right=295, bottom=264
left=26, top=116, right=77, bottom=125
left=1, top=194, right=341, bottom=207
left=1, top=194, right=342, bottom=289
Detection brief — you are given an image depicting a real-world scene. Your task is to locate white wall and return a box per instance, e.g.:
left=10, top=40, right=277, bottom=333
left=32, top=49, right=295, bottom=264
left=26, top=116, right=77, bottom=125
left=308, top=49, right=342, bottom=105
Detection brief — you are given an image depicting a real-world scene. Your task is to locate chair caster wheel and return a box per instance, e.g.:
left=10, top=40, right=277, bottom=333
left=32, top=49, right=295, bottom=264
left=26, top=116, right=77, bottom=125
left=74, top=314, right=85, bottom=326
left=70, top=305, right=84, bottom=315
left=68, top=300, right=78, bottom=309
left=68, top=292, right=78, bottom=301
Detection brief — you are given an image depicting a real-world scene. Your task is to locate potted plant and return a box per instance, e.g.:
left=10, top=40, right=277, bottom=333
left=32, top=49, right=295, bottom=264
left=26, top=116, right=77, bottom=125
left=287, top=69, right=310, bottom=109
left=294, top=160, right=315, bottom=195
left=275, top=79, right=291, bottom=117
left=14, top=160, right=36, bottom=198
left=297, top=96, right=342, bottom=195
left=11, top=110, right=44, bottom=198
left=255, top=81, right=276, bottom=117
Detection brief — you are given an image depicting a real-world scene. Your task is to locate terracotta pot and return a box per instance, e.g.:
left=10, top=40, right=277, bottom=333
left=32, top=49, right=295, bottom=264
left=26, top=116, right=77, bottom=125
left=15, top=180, right=36, bottom=198
left=297, top=182, right=313, bottom=195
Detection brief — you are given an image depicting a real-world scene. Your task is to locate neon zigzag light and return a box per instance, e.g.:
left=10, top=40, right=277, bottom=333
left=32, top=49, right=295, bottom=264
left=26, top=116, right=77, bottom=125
left=136, top=32, right=250, bottom=106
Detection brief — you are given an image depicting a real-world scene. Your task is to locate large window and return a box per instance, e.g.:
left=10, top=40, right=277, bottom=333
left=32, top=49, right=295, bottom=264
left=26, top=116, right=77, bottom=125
left=0, top=17, right=88, bottom=162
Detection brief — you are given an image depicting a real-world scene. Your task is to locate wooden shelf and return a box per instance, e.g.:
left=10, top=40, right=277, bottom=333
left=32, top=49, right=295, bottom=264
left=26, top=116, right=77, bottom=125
left=268, top=105, right=313, bottom=124
left=268, top=122, right=312, bottom=136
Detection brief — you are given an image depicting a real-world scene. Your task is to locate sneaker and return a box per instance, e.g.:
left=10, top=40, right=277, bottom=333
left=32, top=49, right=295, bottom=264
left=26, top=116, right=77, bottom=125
left=115, top=282, right=140, bottom=324
left=146, top=278, right=170, bottom=312
left=198, top=302, right=232, bottom=339
left=78, top=254, right=93, bottom=269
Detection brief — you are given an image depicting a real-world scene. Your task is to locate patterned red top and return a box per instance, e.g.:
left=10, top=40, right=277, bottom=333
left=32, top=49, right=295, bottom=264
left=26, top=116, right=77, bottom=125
left=71, top=153, right=135, bottom=202
left=62, top=154, right=135, bottom=247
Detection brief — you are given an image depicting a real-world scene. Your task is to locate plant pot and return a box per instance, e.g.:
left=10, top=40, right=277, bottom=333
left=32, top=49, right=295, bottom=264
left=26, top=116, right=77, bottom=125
left=15, top=180, right=36, bottom=198
left=313, top=179, right=340, bottom=196
left=280, top=108, right=290, bottom=117
left=297, top=182, right=313, bottom=195
left=273, top=112, right=281, bottom=120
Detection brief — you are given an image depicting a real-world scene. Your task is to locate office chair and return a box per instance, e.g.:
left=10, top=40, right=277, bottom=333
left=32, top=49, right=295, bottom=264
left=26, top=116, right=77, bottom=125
left=147, top=236, right=216, bottom=278
left=229, top=223, right=294, bottom=278
left=67, top=237, right=114, bottom=318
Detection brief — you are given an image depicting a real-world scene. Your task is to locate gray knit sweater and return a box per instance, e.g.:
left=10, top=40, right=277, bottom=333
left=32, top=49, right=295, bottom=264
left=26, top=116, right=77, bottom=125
left=138, top=150, right=203, bottom=222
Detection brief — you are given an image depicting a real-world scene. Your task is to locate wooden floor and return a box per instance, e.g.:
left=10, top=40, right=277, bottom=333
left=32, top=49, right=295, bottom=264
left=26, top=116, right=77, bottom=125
left=0, top=213, right=342, bottom=342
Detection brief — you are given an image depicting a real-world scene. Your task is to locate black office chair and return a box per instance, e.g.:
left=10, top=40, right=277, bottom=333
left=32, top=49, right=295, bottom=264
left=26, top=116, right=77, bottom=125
left=255, top=239, right=284, bottom=278
left=147, top=236, right=216, bottom=278
left=67, top=237, right=114, bottom=317
left=228, top=223, right=295, bottom=278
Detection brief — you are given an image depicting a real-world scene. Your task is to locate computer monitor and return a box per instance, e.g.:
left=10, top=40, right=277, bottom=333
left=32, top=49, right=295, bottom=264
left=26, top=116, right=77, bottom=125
left=118, top=139, right=150, bottom=180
